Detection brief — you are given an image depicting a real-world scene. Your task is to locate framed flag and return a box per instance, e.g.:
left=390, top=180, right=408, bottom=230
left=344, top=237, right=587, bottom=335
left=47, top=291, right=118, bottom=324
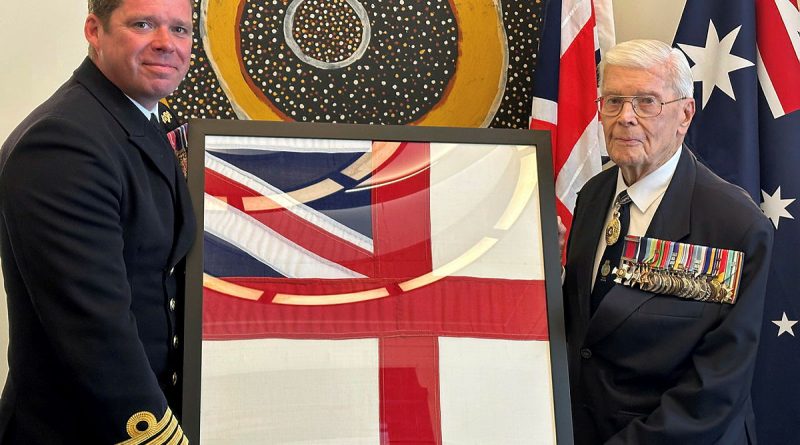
left=181, top=121, right=573, bottom=444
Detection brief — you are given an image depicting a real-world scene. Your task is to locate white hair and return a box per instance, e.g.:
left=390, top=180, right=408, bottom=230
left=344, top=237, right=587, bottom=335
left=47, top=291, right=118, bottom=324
left=600, top=39, right=694, bottom=98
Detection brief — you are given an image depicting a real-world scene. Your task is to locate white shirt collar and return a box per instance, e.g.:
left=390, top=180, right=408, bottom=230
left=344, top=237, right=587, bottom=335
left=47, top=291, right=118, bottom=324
left=126, top=96, right=159, bottom=121
left=614, top=146, right=682, bottom=214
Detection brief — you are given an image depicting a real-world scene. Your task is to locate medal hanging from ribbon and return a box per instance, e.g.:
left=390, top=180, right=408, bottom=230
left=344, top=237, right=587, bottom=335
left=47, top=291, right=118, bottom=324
left=166, top=123, right=189, bottom=178
left=605, top=192, right=632, bottom=246
left=159, top=106, right=188, bottom=179
left=611, top=236, right=745, bottom=304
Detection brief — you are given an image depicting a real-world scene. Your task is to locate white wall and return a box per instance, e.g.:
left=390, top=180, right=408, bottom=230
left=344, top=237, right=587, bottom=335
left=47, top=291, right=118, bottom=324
left=0, top=6, right=87, bottom=144
left=0, top=0, right=686, bottom=389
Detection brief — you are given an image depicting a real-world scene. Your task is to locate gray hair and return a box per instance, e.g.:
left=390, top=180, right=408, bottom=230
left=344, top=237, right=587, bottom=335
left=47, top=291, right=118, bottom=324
left=600, top=39, right=694, bottom=99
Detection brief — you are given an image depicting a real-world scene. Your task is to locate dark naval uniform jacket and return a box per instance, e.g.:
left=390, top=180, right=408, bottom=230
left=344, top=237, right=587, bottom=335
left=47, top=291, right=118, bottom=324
left=564, top=148, right=773, bottom=444
left=0, top=58, right=194, bottom=444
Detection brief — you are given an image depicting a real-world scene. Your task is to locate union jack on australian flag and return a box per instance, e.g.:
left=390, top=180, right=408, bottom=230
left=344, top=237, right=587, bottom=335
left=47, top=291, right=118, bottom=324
left=673, top=1, right=800, bottom=442
left=197, top=134, right=558, bottom=444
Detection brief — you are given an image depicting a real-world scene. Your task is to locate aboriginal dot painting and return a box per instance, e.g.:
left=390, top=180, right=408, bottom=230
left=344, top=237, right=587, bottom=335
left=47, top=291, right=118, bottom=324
left=169, top=0, right=544, bottom=128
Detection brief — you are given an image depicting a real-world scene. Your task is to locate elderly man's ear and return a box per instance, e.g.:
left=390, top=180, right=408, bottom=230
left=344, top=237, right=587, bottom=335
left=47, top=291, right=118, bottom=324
left=679, top=99, right=696, bottom=130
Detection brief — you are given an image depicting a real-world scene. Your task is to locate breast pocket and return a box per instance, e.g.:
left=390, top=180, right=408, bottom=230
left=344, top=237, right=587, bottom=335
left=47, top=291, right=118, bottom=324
left=637, top=295, right=705, bottom=318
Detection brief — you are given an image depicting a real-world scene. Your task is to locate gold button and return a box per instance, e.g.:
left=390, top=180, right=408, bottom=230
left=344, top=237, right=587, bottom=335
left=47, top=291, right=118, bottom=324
left=169, top=298, right=176, bottom=311
left=172, top=372, right=178, bottom=386
left=172, top=335, right=179, bottom=349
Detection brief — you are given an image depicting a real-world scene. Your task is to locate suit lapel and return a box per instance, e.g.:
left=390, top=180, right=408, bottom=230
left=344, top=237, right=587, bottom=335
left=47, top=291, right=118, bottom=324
left=160, top=104, right=194, bottom=266
left=168, top=168, right=196, bottom=268
left=585, top=148, right=697, bottom=345
left=73, top=58, right=177, bottom=193
left=573, top=169, right=618, bottom=320
left=644, top=148, right=695, bottom=241
left=585, top=286, right=657, bottom=346
left=72, top=58, right=195, bottom=266
left=128, top=133, right=177, bottom=192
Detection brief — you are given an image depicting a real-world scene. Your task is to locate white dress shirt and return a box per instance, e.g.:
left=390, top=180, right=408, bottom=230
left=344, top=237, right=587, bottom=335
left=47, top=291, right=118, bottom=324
left=591, top=146, right=683, bottom=289
left=127, top=96, right=159, bottom=121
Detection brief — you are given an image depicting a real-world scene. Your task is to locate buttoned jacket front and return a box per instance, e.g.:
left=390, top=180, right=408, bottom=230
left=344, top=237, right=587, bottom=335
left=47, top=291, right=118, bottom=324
left=0, top=58, right=195, bottom=444
left=564, top=148, right=773, bottom=445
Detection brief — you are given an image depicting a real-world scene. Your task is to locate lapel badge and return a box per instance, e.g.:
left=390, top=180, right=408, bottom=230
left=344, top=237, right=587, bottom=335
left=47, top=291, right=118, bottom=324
left=601, top=260, right=612, bottom=278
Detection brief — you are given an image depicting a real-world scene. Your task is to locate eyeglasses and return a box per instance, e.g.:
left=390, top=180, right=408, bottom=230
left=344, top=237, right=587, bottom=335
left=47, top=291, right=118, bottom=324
left=596, top=95, right=687, bottom=118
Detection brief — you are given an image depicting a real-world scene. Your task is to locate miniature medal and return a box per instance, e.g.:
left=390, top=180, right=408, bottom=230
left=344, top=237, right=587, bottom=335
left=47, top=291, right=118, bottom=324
left=709, top=278, right=722, bottom=302
left=601, top=260, right=612, bottom=277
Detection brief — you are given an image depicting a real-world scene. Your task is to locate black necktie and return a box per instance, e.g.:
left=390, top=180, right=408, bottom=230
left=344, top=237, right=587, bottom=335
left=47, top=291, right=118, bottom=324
left=590, top=190, right=632, bottom=314
left=149, top=113, right=165, bottom=135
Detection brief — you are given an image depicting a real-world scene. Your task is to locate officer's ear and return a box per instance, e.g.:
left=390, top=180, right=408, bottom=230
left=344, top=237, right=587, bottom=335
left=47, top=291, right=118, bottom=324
left=85, top=14, right=102, bottom=58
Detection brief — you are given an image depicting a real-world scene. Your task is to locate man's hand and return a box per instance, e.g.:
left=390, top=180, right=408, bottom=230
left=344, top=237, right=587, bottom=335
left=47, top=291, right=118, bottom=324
left=557, top=216, right=567, bottom=254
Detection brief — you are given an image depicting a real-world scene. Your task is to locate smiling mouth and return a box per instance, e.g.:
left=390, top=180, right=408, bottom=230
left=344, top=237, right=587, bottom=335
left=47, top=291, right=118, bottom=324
left=144, top=63, right=177, bottom=71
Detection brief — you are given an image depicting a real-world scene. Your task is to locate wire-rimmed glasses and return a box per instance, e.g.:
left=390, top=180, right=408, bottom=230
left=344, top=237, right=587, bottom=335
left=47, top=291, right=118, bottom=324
left=596, top=95, right=687, bottom=118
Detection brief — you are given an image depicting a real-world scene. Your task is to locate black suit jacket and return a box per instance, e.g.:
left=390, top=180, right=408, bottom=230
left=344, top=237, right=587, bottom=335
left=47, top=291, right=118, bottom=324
left=564, top=148, right=773, bottom=445
left=0, top=58, right=195, bottom=444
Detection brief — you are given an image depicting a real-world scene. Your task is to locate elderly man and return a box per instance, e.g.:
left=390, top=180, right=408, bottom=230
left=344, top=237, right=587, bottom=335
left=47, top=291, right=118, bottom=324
left=0, top=0, right=194, bottom=443
left=563, top=40, right=773, bottom=444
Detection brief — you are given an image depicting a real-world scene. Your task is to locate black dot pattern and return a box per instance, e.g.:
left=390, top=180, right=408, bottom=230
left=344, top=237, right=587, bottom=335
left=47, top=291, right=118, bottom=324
left=239, top=0, right=458, bottom=124
left=489, top=0, right=544, bottom=128
left=169, top=5, right=236, bottom=121
left=168, top=0, right=545, bottom=129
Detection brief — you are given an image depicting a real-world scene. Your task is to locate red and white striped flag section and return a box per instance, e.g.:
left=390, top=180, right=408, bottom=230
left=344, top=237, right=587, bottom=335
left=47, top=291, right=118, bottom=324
left=530, top=0, right=614, bottom=234
left=198, top=136, right=556, bottom=444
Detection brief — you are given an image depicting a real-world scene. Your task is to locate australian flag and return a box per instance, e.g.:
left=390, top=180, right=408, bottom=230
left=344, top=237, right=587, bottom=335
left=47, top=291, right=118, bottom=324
left=673, top=0, right=800, bottom=442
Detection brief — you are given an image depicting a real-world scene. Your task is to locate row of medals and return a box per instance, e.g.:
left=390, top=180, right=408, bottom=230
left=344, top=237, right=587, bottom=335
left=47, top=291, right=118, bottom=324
left=603, top=202, right=731, bottom=303
left=611, top=260, right=731, bottom=303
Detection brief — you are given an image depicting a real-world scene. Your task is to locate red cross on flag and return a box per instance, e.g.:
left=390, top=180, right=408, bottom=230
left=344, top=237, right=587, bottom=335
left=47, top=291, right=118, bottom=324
left=196, top=134, right=557, bottom=444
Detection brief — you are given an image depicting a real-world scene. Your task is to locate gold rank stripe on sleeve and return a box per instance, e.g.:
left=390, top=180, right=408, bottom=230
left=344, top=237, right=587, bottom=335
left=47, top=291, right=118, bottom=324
left=117, top=407, right=189, bottom=445
left=611, top=236, right=745, bottom=304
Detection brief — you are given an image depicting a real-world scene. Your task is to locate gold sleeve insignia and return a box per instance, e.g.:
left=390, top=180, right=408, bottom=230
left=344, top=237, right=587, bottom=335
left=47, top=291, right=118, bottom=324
left=116, top=407, right=189, bottom=445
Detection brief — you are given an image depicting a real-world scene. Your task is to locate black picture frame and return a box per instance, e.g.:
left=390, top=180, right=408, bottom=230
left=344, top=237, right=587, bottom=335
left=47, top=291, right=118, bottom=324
left=182, top=120, right=572, bottom=444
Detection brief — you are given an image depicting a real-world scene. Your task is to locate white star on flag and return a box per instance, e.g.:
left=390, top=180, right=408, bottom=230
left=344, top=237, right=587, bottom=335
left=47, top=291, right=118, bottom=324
left=678, top=21, right=755, bottom=108
left=761, top=186, right=795, bottom=229
left=772, top=312, right=798, bottom=337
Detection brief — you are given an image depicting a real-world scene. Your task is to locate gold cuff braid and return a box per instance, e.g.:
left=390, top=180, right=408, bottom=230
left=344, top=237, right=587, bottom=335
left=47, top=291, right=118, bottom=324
left=116, top=407, right=188, bottom=445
